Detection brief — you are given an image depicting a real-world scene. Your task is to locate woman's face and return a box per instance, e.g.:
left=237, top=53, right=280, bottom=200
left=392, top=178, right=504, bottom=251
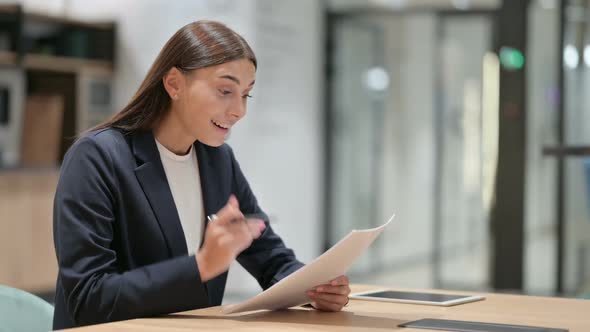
left=175, top=58, right=256, bottom=147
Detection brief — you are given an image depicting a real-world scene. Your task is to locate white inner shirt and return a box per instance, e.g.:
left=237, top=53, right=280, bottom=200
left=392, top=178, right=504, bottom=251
left=155, top=139, right=204, bottom=255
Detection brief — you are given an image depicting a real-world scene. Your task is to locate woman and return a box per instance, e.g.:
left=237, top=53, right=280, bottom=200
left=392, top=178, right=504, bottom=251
left=52, top=20, right=350, bottom=329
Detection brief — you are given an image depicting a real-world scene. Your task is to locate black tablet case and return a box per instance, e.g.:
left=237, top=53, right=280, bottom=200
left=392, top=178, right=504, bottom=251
left=399, top=318, right=568, bottom=332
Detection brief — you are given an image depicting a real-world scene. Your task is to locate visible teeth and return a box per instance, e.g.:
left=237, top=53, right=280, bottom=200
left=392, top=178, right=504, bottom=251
left=212, top=120, right=230, bottom=129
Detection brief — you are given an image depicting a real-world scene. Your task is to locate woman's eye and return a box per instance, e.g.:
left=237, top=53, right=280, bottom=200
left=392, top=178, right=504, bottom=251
left=243, top=94, right=253, bottom=99
left=219, top=89, right=232, bottom=96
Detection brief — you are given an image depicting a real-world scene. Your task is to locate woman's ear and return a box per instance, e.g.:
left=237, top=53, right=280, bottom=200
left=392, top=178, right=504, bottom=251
left=163, top=67, right=184, bottom=101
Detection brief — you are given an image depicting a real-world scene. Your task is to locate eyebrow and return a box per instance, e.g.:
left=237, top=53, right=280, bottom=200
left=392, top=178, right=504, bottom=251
left=220, top=75, right=255, bottom=86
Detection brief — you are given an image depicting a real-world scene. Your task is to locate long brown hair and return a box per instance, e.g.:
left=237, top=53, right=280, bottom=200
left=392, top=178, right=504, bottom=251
left=88, top=20, right=257, bottom=134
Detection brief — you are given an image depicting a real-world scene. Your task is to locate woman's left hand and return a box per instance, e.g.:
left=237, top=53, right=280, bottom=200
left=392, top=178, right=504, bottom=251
left=306, top=275, right=351, bottom=311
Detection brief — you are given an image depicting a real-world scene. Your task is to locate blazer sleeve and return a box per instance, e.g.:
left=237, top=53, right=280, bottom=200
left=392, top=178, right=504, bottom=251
left=53, top=136, right=209, bottom=326
left=228, top=147, right=305, bottom=289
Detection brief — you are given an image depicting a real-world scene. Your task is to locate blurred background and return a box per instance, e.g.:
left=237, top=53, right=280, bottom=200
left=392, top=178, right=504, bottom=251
left=0, top=0, right=589, bottom=306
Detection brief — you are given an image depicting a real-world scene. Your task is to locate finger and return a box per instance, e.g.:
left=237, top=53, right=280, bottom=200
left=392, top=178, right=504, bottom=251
left=215, top=197, right=244, bottom=226
left=227, top=194, right=239, bottom=208
left=308, top=291, right=349, bottom=306
left=330, top=275, right=350, bottom=286
left=309, top=276, right=348, bottom=291
left=222, top=231, right=251, bottom=254
left=234, top=235, right=254, bottom=253
left=310, top=298, right=344, bottom=312
left=315, top=285, right=350, bottom=296
left=227, top=221, right=255, bottom=249
left=246, top=219, right=266, bottom=239
left=227, top=219, right=252, bottom=238
left=308, top=278, right=348, bottom=291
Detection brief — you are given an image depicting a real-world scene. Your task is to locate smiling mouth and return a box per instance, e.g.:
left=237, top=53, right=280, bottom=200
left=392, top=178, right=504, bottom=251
left=212, top=120, right=230, bottom=130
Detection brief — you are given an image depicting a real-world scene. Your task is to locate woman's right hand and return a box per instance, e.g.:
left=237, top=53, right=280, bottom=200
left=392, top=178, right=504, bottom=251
left=195, top=195, right=266, bottom=282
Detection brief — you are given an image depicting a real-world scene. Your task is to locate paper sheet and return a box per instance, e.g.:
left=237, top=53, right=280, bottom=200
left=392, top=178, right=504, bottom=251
left=222, top=213, right=396, bottom=314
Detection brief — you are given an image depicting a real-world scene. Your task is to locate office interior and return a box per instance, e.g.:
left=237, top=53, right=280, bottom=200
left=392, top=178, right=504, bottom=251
left=0, top=0, right=589, bottom=309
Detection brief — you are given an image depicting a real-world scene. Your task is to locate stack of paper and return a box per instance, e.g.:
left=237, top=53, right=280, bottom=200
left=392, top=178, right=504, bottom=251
left=222, top=213, right=396, bottom=314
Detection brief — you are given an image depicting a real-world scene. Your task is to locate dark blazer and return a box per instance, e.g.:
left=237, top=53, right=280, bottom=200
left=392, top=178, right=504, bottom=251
left=52, top=128, right=304, bottom=330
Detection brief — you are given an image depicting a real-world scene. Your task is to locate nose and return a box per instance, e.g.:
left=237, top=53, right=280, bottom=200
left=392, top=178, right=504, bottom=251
left=228, top=97, right=246, bottom=120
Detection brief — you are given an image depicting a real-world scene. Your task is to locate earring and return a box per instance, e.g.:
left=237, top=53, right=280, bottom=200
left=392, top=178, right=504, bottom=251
left=173, top=94, right=178, bottom=100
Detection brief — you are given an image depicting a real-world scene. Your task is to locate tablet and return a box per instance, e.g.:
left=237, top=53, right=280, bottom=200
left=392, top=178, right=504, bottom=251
left=399, top=319, right=568, bottom=332
left=350, top=289, right=485, bottom=306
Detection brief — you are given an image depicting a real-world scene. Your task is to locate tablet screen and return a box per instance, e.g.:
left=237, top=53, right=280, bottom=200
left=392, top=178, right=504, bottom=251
left=360, top=290, right=472, bottom=303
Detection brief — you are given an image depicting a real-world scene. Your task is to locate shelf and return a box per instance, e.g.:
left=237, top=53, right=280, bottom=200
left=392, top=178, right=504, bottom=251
left=0, top=50, right=17, bottom=66
left=23, top=54, right=113, bottom=74
left=0, top=4, right=19, bottom=14
left=0, top=5, right=113, bottom=30
left=25, top=12, right=114, bottom=30
left=542, top=145, right=590, bottom=157
left=0, top=166, right=60, bottom=174
left=0, top=4, right=116, bottom=72
left=0, top=3, right=116, bottom=167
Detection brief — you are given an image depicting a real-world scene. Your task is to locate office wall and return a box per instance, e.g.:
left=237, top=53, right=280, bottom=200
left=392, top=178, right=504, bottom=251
left=223, top=0, right=325, bottom=297
left=42, top=0, right=325, bottom=297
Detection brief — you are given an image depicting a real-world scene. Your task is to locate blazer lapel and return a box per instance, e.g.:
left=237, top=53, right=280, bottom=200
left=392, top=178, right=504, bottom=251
left=132, top=131, right=188, bottom=257
left=195, top=142, right=226, bottom=226
left=195, top=141, right=230, bottom=305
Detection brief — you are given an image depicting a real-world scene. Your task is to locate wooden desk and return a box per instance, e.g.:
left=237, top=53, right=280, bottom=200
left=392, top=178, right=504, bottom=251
left=66, top=284, right=590, bottom=331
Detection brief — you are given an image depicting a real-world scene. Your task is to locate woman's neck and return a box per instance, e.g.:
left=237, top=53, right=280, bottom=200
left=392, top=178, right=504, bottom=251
left=153, top=112, right=194, bottom=155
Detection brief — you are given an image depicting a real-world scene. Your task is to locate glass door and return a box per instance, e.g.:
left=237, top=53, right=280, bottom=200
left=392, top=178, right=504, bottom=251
left=328, top=16, right=385, bottom=273
left=434, top=13, right=495, bottom=290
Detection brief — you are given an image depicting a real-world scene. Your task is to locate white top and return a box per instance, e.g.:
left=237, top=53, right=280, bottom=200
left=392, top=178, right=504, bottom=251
left=155, top=139, right=204, bottom=255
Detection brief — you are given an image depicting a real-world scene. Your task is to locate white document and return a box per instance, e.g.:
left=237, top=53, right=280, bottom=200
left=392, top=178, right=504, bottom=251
left=222, top=213, right=396, bottom=314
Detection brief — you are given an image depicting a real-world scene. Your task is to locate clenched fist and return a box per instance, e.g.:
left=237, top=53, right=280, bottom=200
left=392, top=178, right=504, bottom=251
left=195, top=195, right=265, bottom=281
